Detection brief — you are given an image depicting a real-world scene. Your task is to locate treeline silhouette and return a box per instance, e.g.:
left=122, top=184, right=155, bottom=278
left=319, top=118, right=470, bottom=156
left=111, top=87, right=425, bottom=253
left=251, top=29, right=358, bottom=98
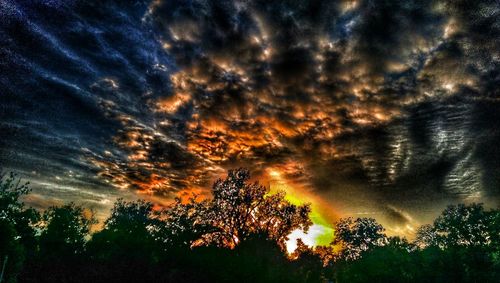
left=1, top=169, right=499, bottom=283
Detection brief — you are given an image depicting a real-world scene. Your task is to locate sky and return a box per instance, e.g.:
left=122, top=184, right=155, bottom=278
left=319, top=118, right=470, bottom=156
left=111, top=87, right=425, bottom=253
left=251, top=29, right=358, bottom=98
left=1, top=0, right=499, bottom=245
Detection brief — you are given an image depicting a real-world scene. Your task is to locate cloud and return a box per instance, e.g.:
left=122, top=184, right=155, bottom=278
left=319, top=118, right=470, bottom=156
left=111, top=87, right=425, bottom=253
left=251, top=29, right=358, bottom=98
left=0, top=0, right=499, bottom=233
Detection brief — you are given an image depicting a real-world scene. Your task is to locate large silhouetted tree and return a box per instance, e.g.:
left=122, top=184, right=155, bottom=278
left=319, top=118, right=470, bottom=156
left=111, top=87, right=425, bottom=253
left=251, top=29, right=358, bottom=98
left=196, top=169, right=312, bottom=249
left=155, top=196, right=214, bottom=251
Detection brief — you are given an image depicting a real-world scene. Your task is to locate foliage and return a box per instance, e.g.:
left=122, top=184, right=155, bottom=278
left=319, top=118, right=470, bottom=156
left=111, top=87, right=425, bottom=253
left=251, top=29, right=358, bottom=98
left=0, top=219, right=24, bottom=283
left=88, top=199, right=160, bottom=260
left=154, top=197, right=213, bottom=251
left=39, top=203, right=96, bottom=258
left=434, top=203, right=496, bottom=247
left=0, top=172, right=39, bottom=283
left=334, top=240, right=415, bottom=283
left=416, top=203, right=499, bottom=249
left=332, top=217, right=387, bottom=260
left=0, top=172, right=39, bottom=251
left=415, top=223, right=439, bottom=247
left=0, top=170, right=499, bottom=282
left=197, top=169, right=312, bottom=248
left=0, top=172, right=30, bottom=220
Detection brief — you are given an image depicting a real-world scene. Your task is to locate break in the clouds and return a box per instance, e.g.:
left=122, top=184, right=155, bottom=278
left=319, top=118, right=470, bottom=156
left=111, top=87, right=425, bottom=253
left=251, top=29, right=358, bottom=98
left=1, top=0, right=499, bottom=236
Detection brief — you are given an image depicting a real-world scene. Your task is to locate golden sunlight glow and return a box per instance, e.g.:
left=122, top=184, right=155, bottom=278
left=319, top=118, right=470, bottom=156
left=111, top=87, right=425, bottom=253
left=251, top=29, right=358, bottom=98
left=265, top=167, right=335, bottom=252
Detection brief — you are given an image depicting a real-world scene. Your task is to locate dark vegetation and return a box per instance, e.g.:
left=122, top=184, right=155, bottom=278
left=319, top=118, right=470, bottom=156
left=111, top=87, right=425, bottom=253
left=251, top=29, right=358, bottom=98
left=0, top=169, right=499, bottom=283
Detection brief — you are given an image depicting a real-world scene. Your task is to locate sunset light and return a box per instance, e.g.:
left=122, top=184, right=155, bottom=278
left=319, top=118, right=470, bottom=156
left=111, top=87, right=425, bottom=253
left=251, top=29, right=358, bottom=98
left=1, top=0, right=499, bottom=282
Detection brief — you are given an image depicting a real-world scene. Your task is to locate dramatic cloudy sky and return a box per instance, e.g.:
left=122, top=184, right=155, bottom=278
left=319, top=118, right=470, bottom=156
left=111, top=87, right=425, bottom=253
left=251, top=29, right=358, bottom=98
left=1, top=0, right=499, bottom=243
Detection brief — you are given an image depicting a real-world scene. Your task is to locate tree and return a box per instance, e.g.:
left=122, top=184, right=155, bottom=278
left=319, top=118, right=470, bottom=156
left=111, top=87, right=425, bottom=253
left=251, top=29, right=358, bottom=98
left=411, top=204, right=500, bottom=283
left=0, top=172, right=39, bottom=253
left=4, top=169, right=497, bottom=283
left=204, top=233, right=298, bottom=283
left=86, top=199, right=161, bottom=282
left=290, top=239, right=325, bottom=283
left=489, top=208, right=500, bottom=252
left=334, top=237, right=416, bottom=283
left=195, top=169, right=312, bottom=249
left=155, top=196, right=215, bottom=252
left=419, top=203, right=498, bottom=249
left=39, top=203, right=96, bottom=258
left=0, top=172, right=39, bottom=283
left=0, top=219, right=24, bottom=283
left=0, top=172, right=30, bottom=219
left=415, top=224, right=439, bottom=248
left=18, top=201, right=95, bottom=282
left=332, top=217, right=387, bottom=260
left=88, top=199, right=158, bottom=258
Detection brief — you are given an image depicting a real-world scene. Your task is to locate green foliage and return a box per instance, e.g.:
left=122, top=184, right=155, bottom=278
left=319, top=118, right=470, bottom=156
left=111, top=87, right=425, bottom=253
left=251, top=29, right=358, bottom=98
left=335, top=241, right=415, bottom=283
left=0, top=173, right=40, bottom=248
left=434, top=203, right=493, bottom=247
left=187, top=233, right=298, bottom=283
left=1, top=170, right=499, bottom=282
left=332, top=217, right=387, bottom=260
left=39, top=203, right=96, bottom=258
left=416, top=203, right=499, bottom=250
left=0, top=219, right=24, bottom=283
left=0, top=172, right=30, bottom=219
left=0, top=172, right=39, bottom=283
left=88, top=199, right=159, bottom=262
left=333, top=205, right=500, bottom=283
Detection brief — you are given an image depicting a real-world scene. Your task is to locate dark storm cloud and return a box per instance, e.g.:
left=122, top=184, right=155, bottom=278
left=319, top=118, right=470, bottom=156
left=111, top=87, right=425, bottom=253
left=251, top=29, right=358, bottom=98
left=1, top=0, right=174, bottom=204
left=143, top=0, right=499, bottom=218
left=1, top=0, right=499, bottom=230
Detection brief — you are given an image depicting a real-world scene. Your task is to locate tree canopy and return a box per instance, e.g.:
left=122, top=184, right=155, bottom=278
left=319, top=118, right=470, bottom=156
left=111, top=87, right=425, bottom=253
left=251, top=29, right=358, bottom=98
left=0, top=169, right=499, bottom=283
